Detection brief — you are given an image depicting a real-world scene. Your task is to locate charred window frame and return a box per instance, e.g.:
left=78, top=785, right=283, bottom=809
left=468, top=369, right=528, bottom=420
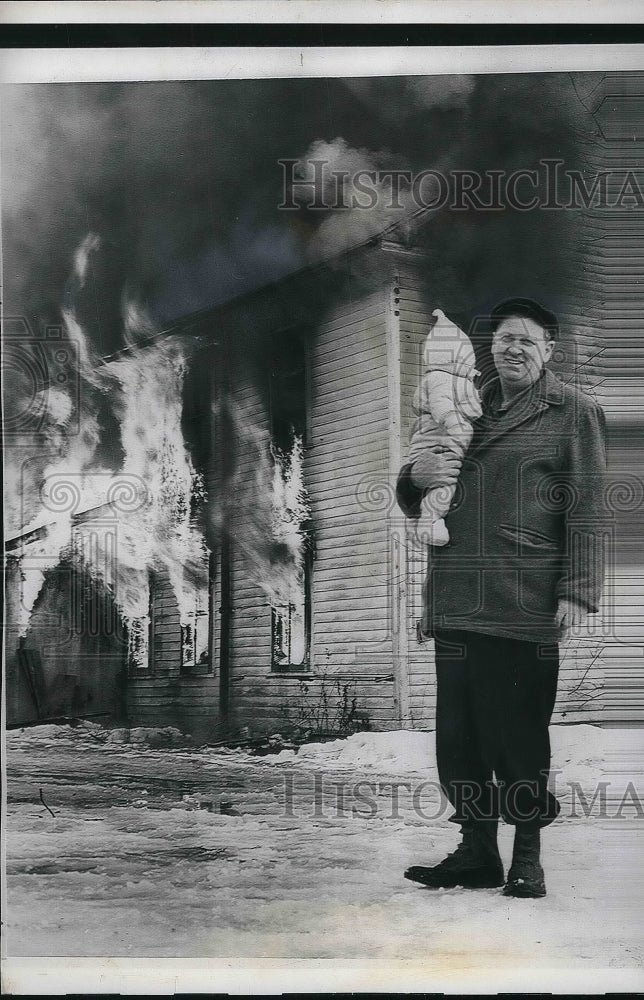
left=267, top=327, right=313, bottom=672
left=179, top=581, right=211, bottom=676
left=127, top=570, right=155, bottom=676
left=271, top=535, right=314, bottom=673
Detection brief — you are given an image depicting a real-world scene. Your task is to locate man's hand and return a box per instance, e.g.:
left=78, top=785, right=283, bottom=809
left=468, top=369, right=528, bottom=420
left=556, top=598, right=588, bottom=640
left=410, top=446, right=460, bottom=491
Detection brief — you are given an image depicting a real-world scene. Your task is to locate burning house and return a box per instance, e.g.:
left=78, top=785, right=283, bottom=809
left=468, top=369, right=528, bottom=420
left=5, top=72, right=644, bottom=741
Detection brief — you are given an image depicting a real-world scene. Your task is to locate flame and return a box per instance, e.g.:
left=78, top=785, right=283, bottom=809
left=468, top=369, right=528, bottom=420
left=11, top=273, right=105, bottom=631
left=73, top=232, right=101, bottom=285
left=100, top=336, right=209, bottom=641
left=271, top=433, right=310, bottom=579
left=219, top=396, right=310, bottom=608
left=11, top=233, right=312, bottom=666
left=11, top=235, right=209, bottom=659
left=122, top=296, right=158, bottom=347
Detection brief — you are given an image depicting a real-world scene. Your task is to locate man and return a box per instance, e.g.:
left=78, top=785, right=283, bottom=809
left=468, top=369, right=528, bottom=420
left=396, top=298, right=607, bottom=898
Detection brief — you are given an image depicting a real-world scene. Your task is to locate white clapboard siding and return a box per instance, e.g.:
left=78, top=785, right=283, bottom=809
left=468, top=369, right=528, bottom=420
left=127, top=675, right=222, bottom=742
left=393, top=259, right=439, bottom=727
left=307, top=285, right=396, bottom=723
left=127, top=564, right=222, bottom=740
left=214, top=271, right=398, bottom=736
left=553, top=72, right=644, bottom=722
left=392, top=206, right=644, bottom=728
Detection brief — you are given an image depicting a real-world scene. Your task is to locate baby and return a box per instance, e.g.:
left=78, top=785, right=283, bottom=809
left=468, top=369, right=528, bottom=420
left=407, top=308, right=482, bottom=546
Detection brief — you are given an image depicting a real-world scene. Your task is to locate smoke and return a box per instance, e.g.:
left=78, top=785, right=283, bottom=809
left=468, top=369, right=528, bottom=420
left=3, top=80, right=313, bottom=346
left=407, top=75, right=477, bottom=111
left=3, top=75, right=596, bottom=341
left=289, top=136, right=417, bottom=259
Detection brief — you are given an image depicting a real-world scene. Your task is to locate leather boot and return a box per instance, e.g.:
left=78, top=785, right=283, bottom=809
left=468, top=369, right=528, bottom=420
left=405, top=821, right=504, bottom=889
left=503, top=827, right=546, bottom=898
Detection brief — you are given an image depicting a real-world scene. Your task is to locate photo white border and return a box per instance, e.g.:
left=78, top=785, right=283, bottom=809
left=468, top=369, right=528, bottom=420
left=1, top=0, right=643, bottom=24
left=1, top=43, right=644, bottom=83
left=3, top=956, right=644, bottom=995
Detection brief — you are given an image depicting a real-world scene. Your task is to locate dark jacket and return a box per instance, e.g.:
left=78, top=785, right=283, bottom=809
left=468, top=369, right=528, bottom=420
left=397, top=368, right=608, bottom=643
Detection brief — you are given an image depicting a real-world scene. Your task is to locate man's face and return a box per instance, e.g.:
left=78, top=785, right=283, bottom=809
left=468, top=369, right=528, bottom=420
left=491, top=315, right=554, bottom=391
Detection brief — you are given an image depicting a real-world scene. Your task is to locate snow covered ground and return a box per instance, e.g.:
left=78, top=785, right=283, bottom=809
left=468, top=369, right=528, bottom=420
left=3, top=723, right=644, bottom=993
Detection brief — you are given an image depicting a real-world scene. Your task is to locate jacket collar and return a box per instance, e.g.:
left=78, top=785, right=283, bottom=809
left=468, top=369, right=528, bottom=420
left=470, top=368, right=564, bottom=454
left=537, top=367, right=565, bottom=406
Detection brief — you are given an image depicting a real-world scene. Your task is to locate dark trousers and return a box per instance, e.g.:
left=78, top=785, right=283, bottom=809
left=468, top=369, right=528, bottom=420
left=434, top=629, right=561, bottom=829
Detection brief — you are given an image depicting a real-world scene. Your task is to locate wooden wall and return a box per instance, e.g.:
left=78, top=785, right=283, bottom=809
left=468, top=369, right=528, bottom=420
left=127, top=674, right=220, bottom=742
left=224, top=263, right=398, bottom=735
left=126, top=568, right=221, bottom=742
left=557, top=71, right=644, bottom=724
left=394, top=255, right=441, bottom=728
left=127, top=254, right=402, bottom=739
left=393, top=212, right=644, bottom=728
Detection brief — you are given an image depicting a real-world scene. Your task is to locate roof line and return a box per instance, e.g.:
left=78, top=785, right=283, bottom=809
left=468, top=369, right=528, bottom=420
left=96, top=204, right=435, bottom=365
